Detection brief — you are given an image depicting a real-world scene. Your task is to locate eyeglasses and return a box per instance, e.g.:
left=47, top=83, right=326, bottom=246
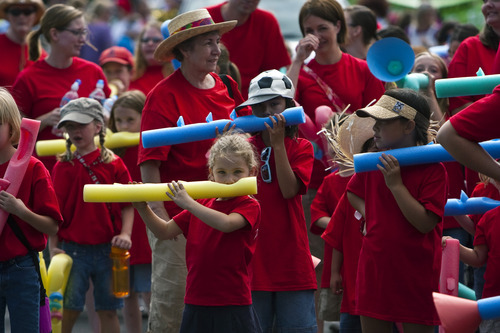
left=7, top=7, right=35, bottom=16
left=62, top=28, right=89, bottom=38
left=260, top=147, right=272, bottom=183
left=141, top=37, right=163, bottom=44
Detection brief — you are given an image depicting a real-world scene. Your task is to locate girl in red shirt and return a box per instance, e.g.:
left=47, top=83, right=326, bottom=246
left=347, top=89, right=447, bottom=333
left=50, top=97, right=133, bottom=333
left=0, top=87, right=62, bottom=332
left=133, top=133, right=262, bottom=333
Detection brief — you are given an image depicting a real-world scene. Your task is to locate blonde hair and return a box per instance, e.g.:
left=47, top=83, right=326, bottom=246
left=28, top=4, right=83, bottom=61
left=132, top=21, right=173, bottom=80
left=0, top=88, right=21, bottom=145
left=208, top=133, right=258, bottom=179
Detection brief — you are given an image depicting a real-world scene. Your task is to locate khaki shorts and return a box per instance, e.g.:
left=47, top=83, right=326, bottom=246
left=317, top=288, right=342, bottom=322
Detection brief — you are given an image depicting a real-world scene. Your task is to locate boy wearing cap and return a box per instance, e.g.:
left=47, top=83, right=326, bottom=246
left=50, top=97, right=133, bottom=333
left=99, top=46, right=135, bottom=96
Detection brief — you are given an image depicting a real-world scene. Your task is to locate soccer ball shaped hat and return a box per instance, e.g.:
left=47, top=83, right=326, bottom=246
left=238, top=69, right=295, bottom=107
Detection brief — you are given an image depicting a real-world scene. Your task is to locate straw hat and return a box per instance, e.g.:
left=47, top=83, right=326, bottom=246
left=154, top=9, right=236, bottom=62
left=322, top=111, right=375, bottom=175
left=0, top=0, right=45, bottom=24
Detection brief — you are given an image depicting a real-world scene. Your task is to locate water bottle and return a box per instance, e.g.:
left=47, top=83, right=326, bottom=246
left=110, top=246, right=130, bottom=298
left=103, top=95, right=118, bottom=120
left=53, top=79, right=81, bottom=136
left=89, top=79, right=106, bottom=105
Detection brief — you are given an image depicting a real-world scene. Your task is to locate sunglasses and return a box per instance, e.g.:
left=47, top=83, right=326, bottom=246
left=260, top=147, right=272, bottom=183
left=7, top=7, right=35, bottom=16
left=141, top=37, right=163, bottom=44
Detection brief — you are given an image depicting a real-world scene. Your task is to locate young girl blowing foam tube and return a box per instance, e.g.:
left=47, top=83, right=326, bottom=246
left=347, top=88, right=448, bottom=333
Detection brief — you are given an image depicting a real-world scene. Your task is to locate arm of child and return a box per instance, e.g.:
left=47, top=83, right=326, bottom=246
left=459, top=243, right=488, bottom=268
left=330, top=247, right=343, bottom=295
left=49, top=234, right=65, bottom=258
left=453, top=215, right=476, bottom=236
left=0, top=190, right=58, bottom=235
left=133, top=201, right=183, bottom=240
left=111, top=205, right=133, bottom=250
left=378, top=153, right=440, bottom=233
left=437, top=121, right=500, bottom=182
left=347, top=192, right=365, bottom=219
left=267, top=114, right=301, bottom=199
left=140, top=160, right=170, bottom=221
left=167, top=181, right=249, bottom=233
left=314, top=216, right=331, bottom=230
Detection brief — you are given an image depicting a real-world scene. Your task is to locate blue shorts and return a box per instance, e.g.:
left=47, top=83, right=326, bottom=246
left=0, top=254, right=40, bottom=332
left=130, top=263, right=151, bottom=293
left=252, top=290, right=317, bottom=333
left=61, top=242, right=123, bottom=311
left=180, top=304, right=262, bottom=333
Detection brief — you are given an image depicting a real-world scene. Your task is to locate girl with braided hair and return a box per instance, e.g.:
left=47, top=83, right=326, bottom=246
left=50, top=97, right=133, bottom=333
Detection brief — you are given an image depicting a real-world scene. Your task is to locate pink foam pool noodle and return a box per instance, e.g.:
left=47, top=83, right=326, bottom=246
left=433, top=293, right=481, bottom=333
left=440, top=238, right=460, bottom=297
left=0, top=118, right=40, bottom=235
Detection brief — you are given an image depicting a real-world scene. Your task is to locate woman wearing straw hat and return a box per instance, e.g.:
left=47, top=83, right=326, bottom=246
left=11, top=4, right=110, bottom=172
left=0, top=0, right=44, bottom=87
left=138, top=8, right=250, bottom=332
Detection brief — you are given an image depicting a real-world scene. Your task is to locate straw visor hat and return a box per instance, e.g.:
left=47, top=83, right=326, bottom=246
left=154, top=9, right=237, bottom=62
left=0, top=0, right=45, bottom=24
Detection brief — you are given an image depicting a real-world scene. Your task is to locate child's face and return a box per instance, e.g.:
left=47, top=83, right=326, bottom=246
left=210, top=153, right=252, bottom=185
left=372, top=118, right=414, bottom=150
left=252, top=96, right=287, bottom=118
left=64, top=121, right=102, bottom=154
left=113, top=106, right=141, bottom=133
left=412, top=55, right=443, bottom=80
left=103, top=62, right=132, bottom=91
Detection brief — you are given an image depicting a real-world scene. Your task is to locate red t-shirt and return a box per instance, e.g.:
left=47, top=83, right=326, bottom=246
left=447, top=35, right=496, bottom=113
left=129, top=65, right=165, bottom=96
left=206, top=3, right=291, bottom=98
left=310, top=171, right=351, bottom=289
left=249, top=135, right=317, bottom=291
left=347, top=163, right=447, bottom=325
left=173, top=196, right=260, bottom=306
left=469, top=182, right=500, bottom=226
left=138, top=69, right=246, bottom=216
left=449, top=85, right=500, bottom=143
left=0, top=157, right=62, bottom=261
left=296, top=54, right=385, bottom=188
left=52, top=149, right=131, bottom=245
left=0, top=34, right=45, bottom=89
left=474, top=206, right=500, bottom=298
left=119, top=145, right=151, bottom=265
left=321, top=193, right=362, bottom=314
left=11, top=57, right=110, bottom=171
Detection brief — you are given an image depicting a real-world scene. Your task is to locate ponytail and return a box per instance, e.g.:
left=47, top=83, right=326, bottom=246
left=28, top=29, right=42, bottom=61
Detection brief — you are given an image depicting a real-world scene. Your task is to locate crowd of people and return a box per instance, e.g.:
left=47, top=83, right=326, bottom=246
left=0, top=0, right=499, bottom=332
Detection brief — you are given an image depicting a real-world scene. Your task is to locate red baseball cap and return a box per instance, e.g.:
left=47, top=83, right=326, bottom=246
left=99, top=46, right=134, bottom=67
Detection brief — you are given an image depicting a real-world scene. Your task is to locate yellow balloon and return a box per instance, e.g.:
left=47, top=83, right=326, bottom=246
left=84, top=177, right=258, bottom=202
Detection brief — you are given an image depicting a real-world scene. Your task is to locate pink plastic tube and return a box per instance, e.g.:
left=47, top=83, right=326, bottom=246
left=0, top=118, right=40, bottom=235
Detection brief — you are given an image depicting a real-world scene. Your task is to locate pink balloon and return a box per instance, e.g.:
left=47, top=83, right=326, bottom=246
left=314, top=105, right=334, bottom=129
